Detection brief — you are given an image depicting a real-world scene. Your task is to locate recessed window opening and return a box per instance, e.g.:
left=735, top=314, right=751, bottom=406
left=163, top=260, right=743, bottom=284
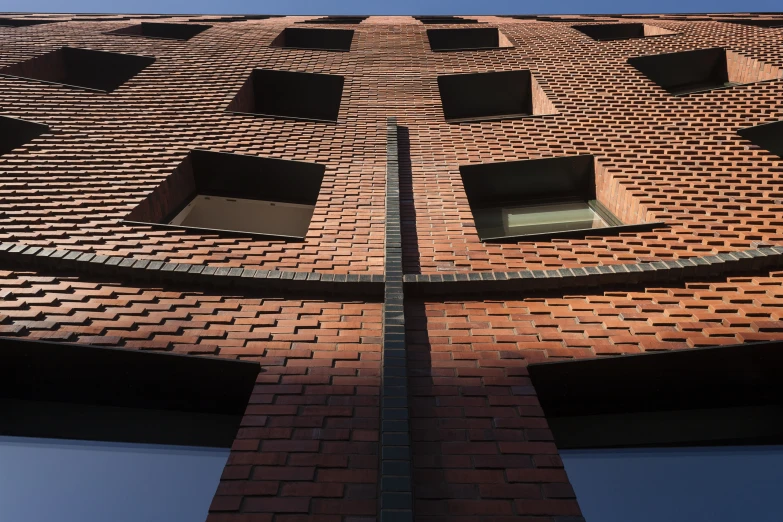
left=628, top=47, right=758, bottom=96
left=573, top=22, right=676, bottom=41
left=437, top=70, right=555, bottom=123
left=271, top=27, right=354, bottom=51
left=738, top=120, right=783, bottom=159
left=426, top=27, right=513, bottom=51
left=188, top=16, right=246, bottom=23
left=300, top=16, right=367, bottom=24
left=719, top=18, right=783, bottom=28
left=529, top=341, right=783, bottom=522
left=0, top=18, right=58, bottom=27
left=107, top=22, right=212, bottom=40
left=538, top=16, right=598, bottom=22
left=226, top=69, right=344, bottom=122
left=124, top=149, right=325, bottom=241
left=0, top=115, right=49, bottom=156
left=459, top=154, right=659, bottom=242
left=0, top=337, right=259, bottom=522
left=415, top=16, right=480, bottom=24
left=0, top=47, right=154, bottom=93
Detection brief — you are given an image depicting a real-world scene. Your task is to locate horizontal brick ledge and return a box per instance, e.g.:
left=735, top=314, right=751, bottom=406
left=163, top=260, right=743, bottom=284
left=0, top=242, right=385, bottom=298
left=403, top=247, right=783, bottom=297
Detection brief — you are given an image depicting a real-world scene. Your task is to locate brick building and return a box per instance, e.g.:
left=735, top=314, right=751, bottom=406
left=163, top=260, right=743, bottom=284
left=1, top=11, right=783, bottom=522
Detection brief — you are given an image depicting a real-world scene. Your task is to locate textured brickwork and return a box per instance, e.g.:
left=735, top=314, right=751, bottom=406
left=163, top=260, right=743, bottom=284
left=1, top=12, right=783, bottom=522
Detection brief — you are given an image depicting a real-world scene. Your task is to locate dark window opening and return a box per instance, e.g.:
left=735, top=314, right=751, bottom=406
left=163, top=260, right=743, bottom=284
left=188, top=16, right=246, bottom=23
left=628, top=47, right=738, bottom=96
left=0, top=336, right=259, bottom=522
left=107, top=22, right=212, bottom=40
left=226, top=69, right=344, bottom=122
left=529, top=340, right=783, bottom=522
left=0, top=47, right=155, bottom=93
left=0, top=115, right=49, bottom=156
left=719, top=18, right=783, bottom=28
left=573, top=23, right=645, bottom=40
left=738, top=120, right=783, bottom=159
left=426, top=27, right=513, bottom=51
left=437, top=70, right=554, bottom=123
left=271, top=27, right=354, bottom=51
left=299, top=16, right=367, bottom=24
left=124, top=149, right=325, bottom=241
left=0, top=18, right=58, bottom=27
left=537, top=16, right=598, bottom=22
left=460, top=155, right=658, bottom=242
left=414, top=16, right=480, bottom=24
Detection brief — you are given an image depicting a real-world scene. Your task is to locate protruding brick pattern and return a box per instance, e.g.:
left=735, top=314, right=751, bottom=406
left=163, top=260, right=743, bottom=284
left=2, top=12, right=783, bottom=522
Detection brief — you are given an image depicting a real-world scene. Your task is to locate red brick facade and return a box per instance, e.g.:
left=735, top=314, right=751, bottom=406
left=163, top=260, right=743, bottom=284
left=1, top=11, right=783, bottom=521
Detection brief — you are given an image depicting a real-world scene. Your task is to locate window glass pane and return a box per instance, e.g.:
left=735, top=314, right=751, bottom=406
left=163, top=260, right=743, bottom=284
left=473, top=201, right=607, bottom=239
left=169, top=195, right=315, bottom=237
left=0, top=436, right=229, bottom=522
left=503, top=201, right=604, bottom=229
left=561, top=446, right=783, bottom=522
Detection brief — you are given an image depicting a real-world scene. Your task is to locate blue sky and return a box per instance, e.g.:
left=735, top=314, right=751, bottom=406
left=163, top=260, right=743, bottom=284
left=2, top=0, right=780, bottom=15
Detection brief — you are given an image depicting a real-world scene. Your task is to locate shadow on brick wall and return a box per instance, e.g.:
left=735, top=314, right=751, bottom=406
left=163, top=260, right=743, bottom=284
left=398, top=126, right=421, bottom=275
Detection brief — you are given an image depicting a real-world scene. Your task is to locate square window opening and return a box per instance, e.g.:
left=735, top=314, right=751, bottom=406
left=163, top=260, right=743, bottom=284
left=719, top=18, right=783, bottom=28
left=226, top=69, right=344, bottom=122
left=426, top=27, right=513, bottom=51
left=0, top=115, right=50, bottom=156
left=107, top=22, right=212, bottom=40
left=460, top=155, right=660, bottom=242
left=415, top=16, right=480, bottom=24
left=627, top=47, right=778, bottom=96
left=124, top=149, right=325, bottom=241
left=529, top=341, right=783, bottom=522
left=0, top=18, right=58, bottom=27
left=0, top=337, right=259, bottom=522
left=573, top=22, right=677, bottom=41
left=0, top=47, right=155, bottom=93
left=299, top=16, right=367, bottom=24
left=738, top=120, right=783, bottom=159
left=271, top=27, right=354, bottom=51
left=437, top=70, right=557, bottom=123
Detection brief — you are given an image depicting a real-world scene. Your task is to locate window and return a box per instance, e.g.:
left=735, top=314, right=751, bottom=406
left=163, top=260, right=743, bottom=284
left=561, top=446, right=783, bottom=522
left=299, top=16, right=367, bottom=24
left=0, top=336, right=259, bottom=522
left=124, top=149, right=325, bottom=241
left=472, top=200, right=610, bottom=239
left=572, top=23, right=676, bottom=41
left=628, top=47, right=777, bottom=96
left=437, top=70, right=557, bottom=123
left=426, top=27, right=513, bottom=51
left=0, top=115, right=49, bottom=156
left=107, top=22, right=212, bottom=40
left=0, top=437, right=230, bottom=522
left=169, top=195, right=316, bottom=238
left=271, top=27, right=354, bottom=51
left=227, top=69, right=345, bottom=122
left=0, top=47, right=154, bottom=93
left=719, top=18, right=783, bottom=28
left=529, top=340, right=783, bottom=522
left=738, top=120, right=783, bottom=158
left=460, top=155, right=646, bottom=241
left=414, top=16, right=480, bottom=24
left=0, top=17, right=57, bottom=27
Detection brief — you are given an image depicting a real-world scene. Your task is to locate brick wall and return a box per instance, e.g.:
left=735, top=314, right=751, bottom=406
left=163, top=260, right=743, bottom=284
left=1, top=12, right=783, bottom=522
